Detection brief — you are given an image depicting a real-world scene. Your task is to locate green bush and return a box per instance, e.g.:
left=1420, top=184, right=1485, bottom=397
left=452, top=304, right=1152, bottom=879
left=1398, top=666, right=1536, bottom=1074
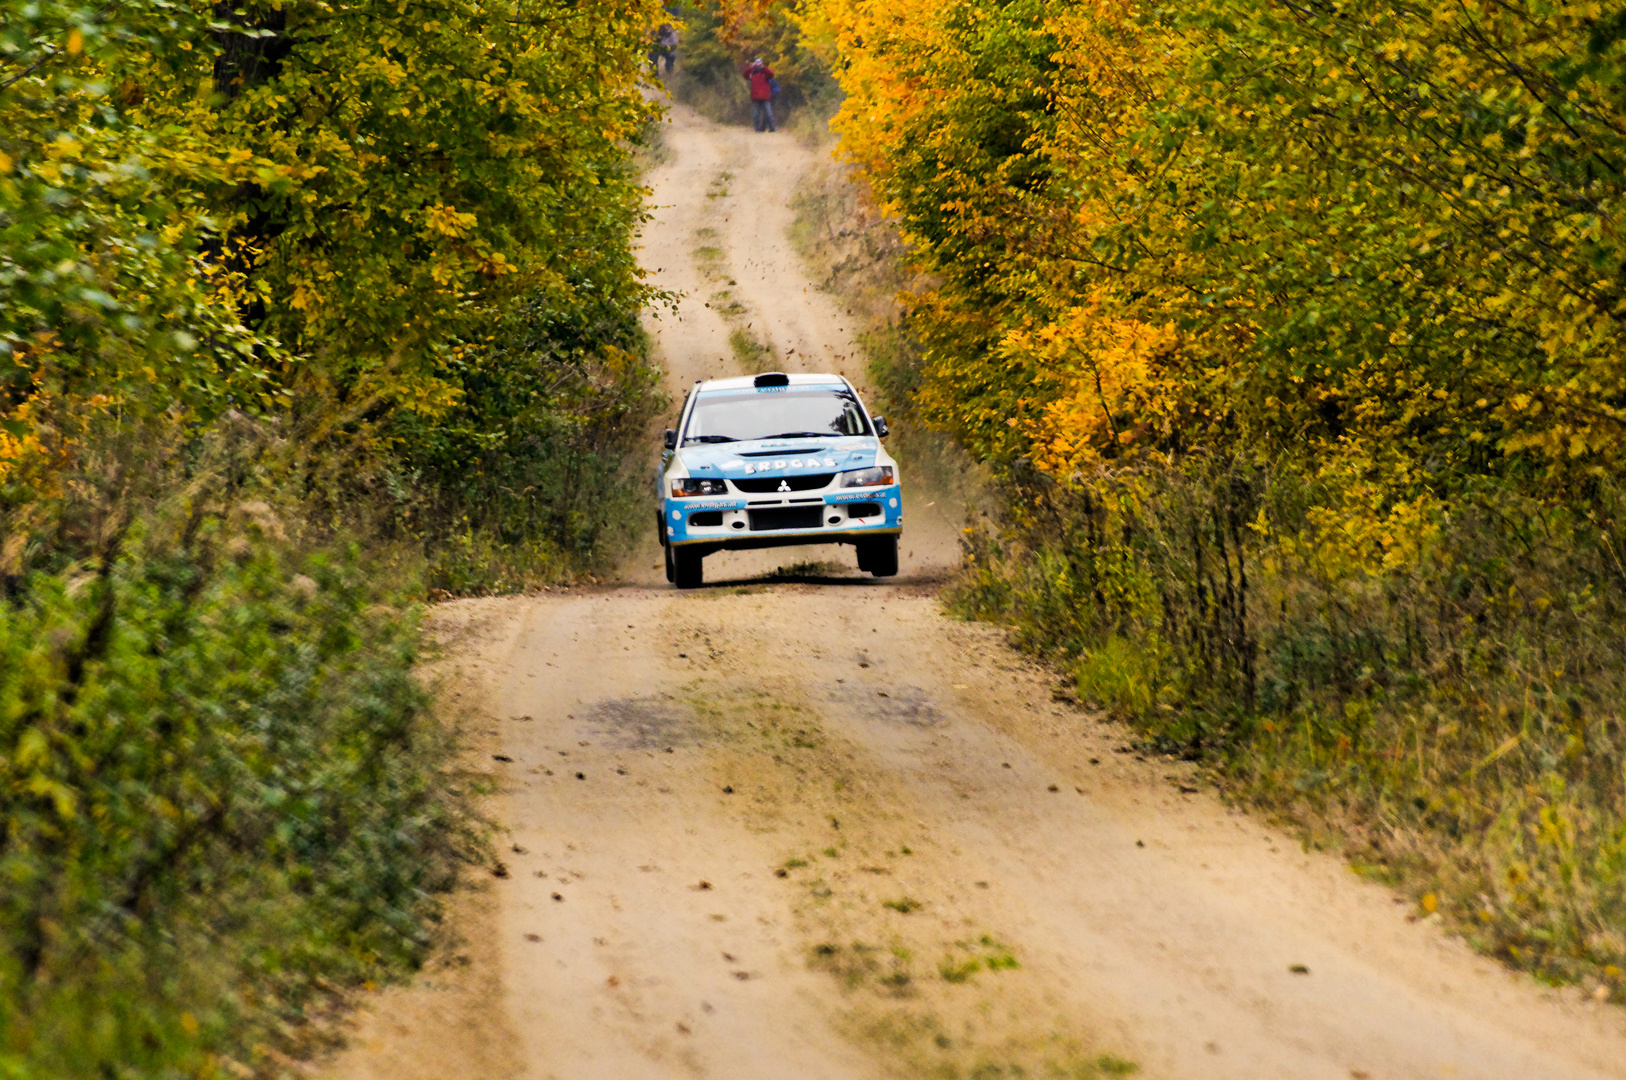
left=391, top=286, right=666, bottom=591
left=0, top=435, right=475, bottom=1078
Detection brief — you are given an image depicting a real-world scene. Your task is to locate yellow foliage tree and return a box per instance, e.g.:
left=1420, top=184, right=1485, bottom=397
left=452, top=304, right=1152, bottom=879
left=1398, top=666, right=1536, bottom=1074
left=807, top=0, right=1626, bottom=514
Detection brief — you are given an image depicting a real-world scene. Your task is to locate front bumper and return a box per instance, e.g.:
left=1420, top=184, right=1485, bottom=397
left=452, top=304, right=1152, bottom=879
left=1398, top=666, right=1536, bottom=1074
left=663, top=484, right=902, bottom=548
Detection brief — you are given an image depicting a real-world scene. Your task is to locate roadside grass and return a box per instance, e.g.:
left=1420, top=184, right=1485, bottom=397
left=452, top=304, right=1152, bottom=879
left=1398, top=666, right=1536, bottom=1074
left=662, top=57, right=750, bottom=128
left=726, top=327, right=775, bottom=372
left=632, top=111, right=674, bottom=171
left=948, top=462, right=1626, bottom=1000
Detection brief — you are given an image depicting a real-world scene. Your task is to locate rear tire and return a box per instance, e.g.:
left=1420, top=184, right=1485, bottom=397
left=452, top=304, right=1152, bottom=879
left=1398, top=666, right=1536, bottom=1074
left=673, top=546, right=704, bottom=589
left=858, top=536, right=898, bottom=578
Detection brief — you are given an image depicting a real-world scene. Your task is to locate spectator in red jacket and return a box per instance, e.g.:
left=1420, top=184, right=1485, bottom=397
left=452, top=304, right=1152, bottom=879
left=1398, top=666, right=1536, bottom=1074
left=743, top=58, right=776, bottom=133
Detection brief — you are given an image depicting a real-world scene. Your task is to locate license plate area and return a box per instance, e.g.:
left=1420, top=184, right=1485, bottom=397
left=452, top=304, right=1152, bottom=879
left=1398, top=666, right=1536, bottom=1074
left=748, top=505, right=824, bottom=531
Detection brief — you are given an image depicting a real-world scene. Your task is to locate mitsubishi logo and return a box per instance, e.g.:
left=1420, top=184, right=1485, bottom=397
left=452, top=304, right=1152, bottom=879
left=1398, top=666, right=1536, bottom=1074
left=777, top=480, right=791, bottom=492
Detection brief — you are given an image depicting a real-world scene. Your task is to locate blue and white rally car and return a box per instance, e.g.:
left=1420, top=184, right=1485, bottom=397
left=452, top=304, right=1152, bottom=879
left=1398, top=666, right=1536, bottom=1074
left=659, top=372, right=901, bottom=588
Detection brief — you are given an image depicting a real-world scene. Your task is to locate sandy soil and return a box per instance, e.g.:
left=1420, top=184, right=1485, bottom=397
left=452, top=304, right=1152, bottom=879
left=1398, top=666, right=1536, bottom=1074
left=313, top=94, right=1626, bottom=1080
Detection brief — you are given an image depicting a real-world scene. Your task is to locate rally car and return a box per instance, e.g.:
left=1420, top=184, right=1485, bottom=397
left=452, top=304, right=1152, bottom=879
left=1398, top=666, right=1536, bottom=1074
left=658, top=372, right=901, bottom=589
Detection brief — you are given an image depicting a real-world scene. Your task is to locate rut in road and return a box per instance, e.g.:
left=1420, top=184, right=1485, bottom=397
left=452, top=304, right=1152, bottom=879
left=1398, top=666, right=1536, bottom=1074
left=315, top=99, right=1626, bottom=1080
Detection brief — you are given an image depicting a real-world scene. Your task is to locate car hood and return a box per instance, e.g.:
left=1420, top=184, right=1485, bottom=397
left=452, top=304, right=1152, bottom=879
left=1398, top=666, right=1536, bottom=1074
left=676, top=436, right=879, bottom=479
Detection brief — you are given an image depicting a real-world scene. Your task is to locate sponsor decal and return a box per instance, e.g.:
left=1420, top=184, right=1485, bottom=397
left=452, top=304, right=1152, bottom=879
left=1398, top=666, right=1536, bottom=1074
left=742, top=456, right=837, bottom=474
left=826, top=489, right=896, bottom=505
left=681, top=500, right=746, bottom=511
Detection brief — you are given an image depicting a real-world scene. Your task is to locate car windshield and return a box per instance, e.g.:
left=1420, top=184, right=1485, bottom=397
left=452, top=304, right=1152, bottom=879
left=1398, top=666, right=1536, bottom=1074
left=683, top=387, right=870, bottom=445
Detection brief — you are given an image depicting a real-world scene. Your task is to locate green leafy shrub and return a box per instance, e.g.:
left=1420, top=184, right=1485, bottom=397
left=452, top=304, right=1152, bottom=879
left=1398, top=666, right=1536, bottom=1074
left=0, top=424, right=477, bottom=1078
left=392, top=285, right=667, bottom=591
left=2, top=0, right=666, bottom=597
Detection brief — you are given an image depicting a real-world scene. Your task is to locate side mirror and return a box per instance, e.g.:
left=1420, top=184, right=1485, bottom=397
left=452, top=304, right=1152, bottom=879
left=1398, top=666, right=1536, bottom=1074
left=664, top=428, right=678, bottom=450
left=873, top=416, right=889, bottom=438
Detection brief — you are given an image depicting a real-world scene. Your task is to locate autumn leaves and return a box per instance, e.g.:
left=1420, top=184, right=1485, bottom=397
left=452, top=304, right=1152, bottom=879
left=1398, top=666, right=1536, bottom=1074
left=807, top=0, right=1626, bottom=498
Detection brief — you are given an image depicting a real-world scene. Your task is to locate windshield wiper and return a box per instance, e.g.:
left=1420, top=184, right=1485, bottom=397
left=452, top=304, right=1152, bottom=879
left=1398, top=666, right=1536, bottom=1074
left=757, top=431, right=831, bottom=440
left=684, top=435, right=738, bottom=443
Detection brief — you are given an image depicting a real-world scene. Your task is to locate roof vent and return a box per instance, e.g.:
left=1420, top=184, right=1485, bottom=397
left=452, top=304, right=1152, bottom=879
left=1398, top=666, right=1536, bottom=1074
left=753, top=372, right=791, bottom=388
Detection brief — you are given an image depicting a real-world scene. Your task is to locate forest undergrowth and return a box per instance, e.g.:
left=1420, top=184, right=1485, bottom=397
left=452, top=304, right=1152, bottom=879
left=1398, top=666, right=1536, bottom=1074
left=952, top=462, right=1626, bottom=997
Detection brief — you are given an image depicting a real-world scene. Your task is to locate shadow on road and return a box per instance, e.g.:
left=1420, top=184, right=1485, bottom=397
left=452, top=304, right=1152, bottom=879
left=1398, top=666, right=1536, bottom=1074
left=695, top=566, right=955, bottom=590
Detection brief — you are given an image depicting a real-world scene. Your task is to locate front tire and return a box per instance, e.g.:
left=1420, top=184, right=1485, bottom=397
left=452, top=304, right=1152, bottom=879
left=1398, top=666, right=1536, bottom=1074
left=857, top=536, right=898, bottom=578
left=673, top=546, right=704, bottom=589
left=664, top=542, right=675, bottom=583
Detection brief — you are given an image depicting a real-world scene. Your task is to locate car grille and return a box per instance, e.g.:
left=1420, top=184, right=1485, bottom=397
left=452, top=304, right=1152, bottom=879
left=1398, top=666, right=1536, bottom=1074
left=748, top=505, right=824, bottom=531
left=733, top=473, right=835, bottom=494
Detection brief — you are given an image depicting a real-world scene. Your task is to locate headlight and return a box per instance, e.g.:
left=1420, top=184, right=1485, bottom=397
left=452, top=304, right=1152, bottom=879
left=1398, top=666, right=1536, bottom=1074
left=840, top=465, right=895, bottom=488
left=671, top=476, right=729, bottom=497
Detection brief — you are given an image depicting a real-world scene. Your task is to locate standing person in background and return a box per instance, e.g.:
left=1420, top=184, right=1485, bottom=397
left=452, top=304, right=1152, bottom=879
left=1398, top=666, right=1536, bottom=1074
left=654, top=23, right=678, bottom=75
left=743, top=57, right=776, bottom=133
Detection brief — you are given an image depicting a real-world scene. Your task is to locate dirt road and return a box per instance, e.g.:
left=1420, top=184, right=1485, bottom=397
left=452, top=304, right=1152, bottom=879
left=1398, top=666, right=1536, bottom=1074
left=316, top=99, right=1626, bottom=1080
